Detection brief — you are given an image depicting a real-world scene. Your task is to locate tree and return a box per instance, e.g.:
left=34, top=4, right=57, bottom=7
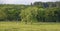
left=36, top=8, right=45, bottom=22
left=0, top=8, right=7, bottom=21
left=20, top=6, right=38, bottom=24
left=45, top=7, right=60, bottom=22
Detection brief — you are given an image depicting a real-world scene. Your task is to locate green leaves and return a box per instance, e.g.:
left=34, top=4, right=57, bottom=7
left=0, top=4, right=60, bottom=22
left=20, top=7, right=38, bottom=23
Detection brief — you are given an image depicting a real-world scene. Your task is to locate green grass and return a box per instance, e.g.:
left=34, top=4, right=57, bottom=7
left=0, top=21, right=60, bottom=31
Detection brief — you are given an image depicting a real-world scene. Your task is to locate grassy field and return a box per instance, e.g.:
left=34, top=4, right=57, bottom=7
left=0, top=22, right=60, bottom=31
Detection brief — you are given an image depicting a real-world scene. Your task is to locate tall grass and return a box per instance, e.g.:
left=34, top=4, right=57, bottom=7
left=0, top=22, right=60, bottom=31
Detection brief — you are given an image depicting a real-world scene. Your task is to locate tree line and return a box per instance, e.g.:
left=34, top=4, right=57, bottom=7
left=0, top=1, right=60, bottom=22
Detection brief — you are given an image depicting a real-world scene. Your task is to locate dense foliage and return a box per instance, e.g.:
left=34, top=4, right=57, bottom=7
left=0, top=2, right=60, bottom=23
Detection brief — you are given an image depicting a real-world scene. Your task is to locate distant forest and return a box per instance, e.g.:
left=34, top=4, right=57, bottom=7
left=0, top=1, right=60, bottom=22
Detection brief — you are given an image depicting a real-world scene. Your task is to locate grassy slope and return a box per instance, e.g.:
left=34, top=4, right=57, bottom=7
left=0, top=22, right=60, bottom=31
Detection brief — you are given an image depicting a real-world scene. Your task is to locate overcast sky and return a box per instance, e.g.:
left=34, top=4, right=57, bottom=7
left=0, top=0, right=60, bottom=4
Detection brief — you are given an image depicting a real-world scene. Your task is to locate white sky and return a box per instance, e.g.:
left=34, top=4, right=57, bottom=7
left=0, top=0, right=60, bottom=4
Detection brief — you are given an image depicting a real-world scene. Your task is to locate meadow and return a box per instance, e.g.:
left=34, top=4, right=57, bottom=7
left=0, top=1, right=60, bottom=31
left=0, top=21, right=60, bottom=31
